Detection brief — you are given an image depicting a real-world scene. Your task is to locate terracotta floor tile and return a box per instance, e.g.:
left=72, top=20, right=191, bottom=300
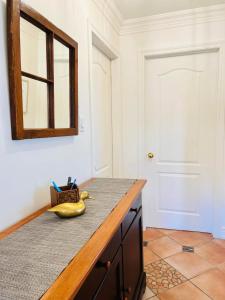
left=218, top=263, right=225, bottom=273
left=191, top=268, right=225, bottom=300
left=143, top=286, right=155, bottom=299
left=145, top=259, right=187, bottom=295
left=196, top=241, right=225, bottom=265
left=143, top=229, right=225, bottom=299
left=148, top=236, right=182, bottom=258
left=214, top=239, right=225, bottom=248
left=144, top=228, right=164, bottom=241
left=144, top=247, right=160, bottom=265
left=159, top=282, right=210, bottom=300
left=156, top=228, right=177, bottom=236
left=165, top=252, right=212, bottom=279
left=170, top=231, right=213, bottom=247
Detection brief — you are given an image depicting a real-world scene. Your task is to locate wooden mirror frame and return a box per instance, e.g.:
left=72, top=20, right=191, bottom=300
left=7, top=0, right=78, bottom=139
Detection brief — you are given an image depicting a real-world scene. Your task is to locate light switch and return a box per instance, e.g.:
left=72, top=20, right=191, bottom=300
left=79, top=115, right=85, bottom=133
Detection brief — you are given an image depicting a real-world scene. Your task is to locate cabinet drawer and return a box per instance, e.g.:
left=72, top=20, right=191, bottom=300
left=122, top=195, right=142, bottom=238
left=74, top=227, right=121, bottom=300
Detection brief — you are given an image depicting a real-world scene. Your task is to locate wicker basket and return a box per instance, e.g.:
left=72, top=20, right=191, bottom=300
left=50, top=185, right=80, bottom=207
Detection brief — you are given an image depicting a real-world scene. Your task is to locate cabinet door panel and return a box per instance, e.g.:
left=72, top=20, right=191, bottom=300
left=123, top=209, right=144, bottom=300
left=94, top=248, right=123, bottom=300
left=74, top=228, right=121, bottom=300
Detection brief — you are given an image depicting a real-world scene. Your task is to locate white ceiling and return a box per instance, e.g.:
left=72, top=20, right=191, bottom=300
left=113, top=0, right=225, bottom=19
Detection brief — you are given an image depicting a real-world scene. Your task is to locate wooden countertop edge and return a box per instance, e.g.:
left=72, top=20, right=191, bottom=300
left=41, top=179, right=146, bottom=300
left=0, top=178, right=94, bottom=240
left=0, top=205, right=51, bottom=240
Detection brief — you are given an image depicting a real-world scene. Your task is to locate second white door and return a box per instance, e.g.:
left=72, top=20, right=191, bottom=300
left=143, top=50, right=219, bottom=232
left=92, top=45, right=113, bottom=178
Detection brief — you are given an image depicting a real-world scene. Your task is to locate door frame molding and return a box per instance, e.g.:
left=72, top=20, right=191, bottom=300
left=87, top=21, right=123, bottom=178
left=138, top=42, right=225, bottom=237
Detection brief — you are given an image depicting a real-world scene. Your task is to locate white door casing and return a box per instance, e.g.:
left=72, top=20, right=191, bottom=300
left=91, top=45, right=113, bottom=178
left=141, top=49, right=220, bottom=232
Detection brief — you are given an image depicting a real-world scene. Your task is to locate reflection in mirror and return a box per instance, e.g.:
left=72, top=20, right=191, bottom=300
left=8, top=0, right=78, bottom=139
left=22, top=77, right=48, bottom=129
left=54, top=39, right=70, bottom=128
left=20, top=17, right=47, bottom=78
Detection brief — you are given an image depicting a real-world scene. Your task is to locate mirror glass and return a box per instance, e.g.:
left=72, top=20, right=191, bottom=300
left=54, top=39, right=70, bottom=128
left=20, top=17, right=47, bottom=78
left=8, top=2, right=79, bottom=139
left=22, top=77, right=48, bottom=129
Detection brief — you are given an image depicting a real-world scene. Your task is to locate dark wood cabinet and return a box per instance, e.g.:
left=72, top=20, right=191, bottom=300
left=94, top=248, right=123, bottom=300
left=75, top=229, right=122, bottom=300
left=74, top=195, right=145, bottom=300
left=123, top=209, right=145, bottom=300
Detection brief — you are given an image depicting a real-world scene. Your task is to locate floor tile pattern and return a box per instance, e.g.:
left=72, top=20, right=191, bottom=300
left=142, top=228, right=225, bottom=300
left=145, top=259, right=187, bottom=294
left=191, top=268, right=225, bottom=300
left=165, top=252, right=212, bottom=279
left=196, top=241, right=225, bottom=265
left=148, top=236, right=182, bottom=259
left=143, top=287, right=155, bottom=299
left=159, top=282, right=211, bottom=300
left=218, top=262, right=225, bottom=273
left=144, top=247, right=160, bottom=265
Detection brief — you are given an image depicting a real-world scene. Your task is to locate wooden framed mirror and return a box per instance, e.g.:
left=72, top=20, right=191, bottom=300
left=7, top=0, right=78, bottom=139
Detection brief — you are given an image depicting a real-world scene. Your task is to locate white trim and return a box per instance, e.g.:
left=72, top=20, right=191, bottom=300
left=87, top=20, right=123, bottom=178
left=121, top=4, right=225, bottom=35
left=106, top=0, right=124, bottom=25
left=91, top=0, right=123, bottom=34
left=138, top=42, right=225, bottom=237
left=91, top=3, right=225, bottom=36
left=90, top=22, right=120, bottom=59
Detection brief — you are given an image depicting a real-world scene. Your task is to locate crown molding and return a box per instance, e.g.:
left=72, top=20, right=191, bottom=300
left=107, top=0, right=124, bottom=24
left=120, top=4, right=225, bottom=36
left=91, top=0, right=123, bottom=34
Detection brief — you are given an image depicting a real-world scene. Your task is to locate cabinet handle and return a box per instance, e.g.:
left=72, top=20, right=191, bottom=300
left=105, top=260, right=111, bottom=270
left=98, top=260, right=111, bottom=270
left=125, top=287, right=132, bottom=294
left=130, top=208, right=138, bottom=213
left=123, top=287, right=132, bottom=300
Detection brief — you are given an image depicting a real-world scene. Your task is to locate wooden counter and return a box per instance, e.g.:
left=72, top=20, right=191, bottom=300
left=0, top=178, right=146, bottom=300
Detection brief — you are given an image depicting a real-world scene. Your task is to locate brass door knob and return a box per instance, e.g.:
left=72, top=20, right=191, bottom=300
left=147, top=152, right=154, bottom=159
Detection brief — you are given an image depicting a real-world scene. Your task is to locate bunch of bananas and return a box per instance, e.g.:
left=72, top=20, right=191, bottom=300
left=48, top=191, right=94, bottom=218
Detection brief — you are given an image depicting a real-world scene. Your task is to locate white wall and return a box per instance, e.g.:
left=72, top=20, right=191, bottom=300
left=0, top=0, right=120, bottom=231
left=1, top=0, right=225, bottom=238
left=120, top=5, right=225, bottom=238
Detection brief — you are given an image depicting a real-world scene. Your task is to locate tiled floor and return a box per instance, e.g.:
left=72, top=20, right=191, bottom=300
left=142, top=228, right=225, bottom=300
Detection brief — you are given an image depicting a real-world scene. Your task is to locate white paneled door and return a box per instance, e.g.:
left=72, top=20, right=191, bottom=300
left=144, top=50, right=219, bottom=232
left=92, top=46, right=113, bottom=178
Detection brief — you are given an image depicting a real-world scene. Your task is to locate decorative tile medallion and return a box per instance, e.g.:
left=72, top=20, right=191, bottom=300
left=145, top=259, right=187, bottom=295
